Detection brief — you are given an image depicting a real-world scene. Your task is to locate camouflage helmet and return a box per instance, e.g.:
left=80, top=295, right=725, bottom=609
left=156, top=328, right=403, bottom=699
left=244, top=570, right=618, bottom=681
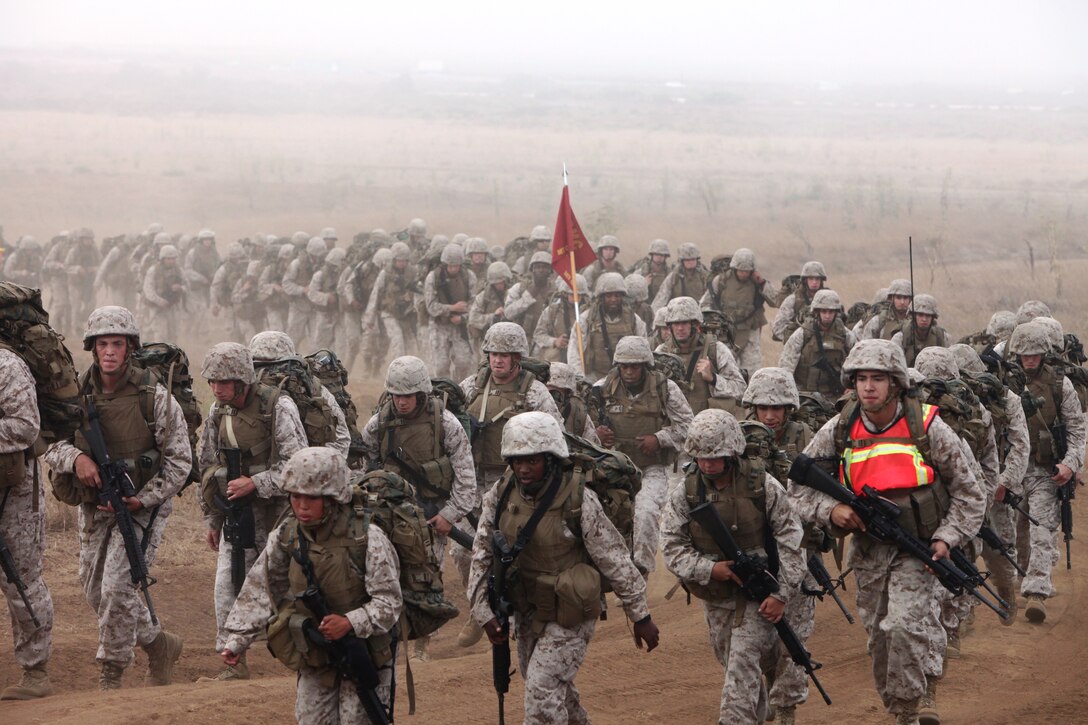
left=153, top=232, right=172, bottom=246
left=146, top=222, right=163, bottom=235
left=1033, top=316, right=1064, bottom=352
left=487, top=261, right=513, bottom=284
left=83, top=305, right=140, bottom=350
left=501, top=411, right=569, bottom=459
left=1008, top=321, right=1051, bottom=356
left=390, top=241, right=411, bottom=261
left=281, top=447, right=351, bottom=504
left=277, top=244, right=296, bottom=260
left=547, top=362, right=577, bottom=392
left=684, top=409, right=745, bottom=459
left=373, top=248, right=393, bottom=268
left=18, top=236, right=40, bottom=251
left=678, top=242, right=701, bottom=261
left=800, top=261, right=827, bottom=279
left=910, top=294, right=939, bottom=317
left=440, top=243, right=464, bottom=265
left=529, top=225, right=551, bottom=243
left=245, top=260, right=261, bottom=277
left=624, top=273, right=649, bottom=302
left=529, top=251, right=552, bottom=268
left=907, top=367, right=925, bottom=385
left=197, top=229, right=215, bottom=241
left=841, top=339, right=910, bottom=390
left=483, top=322, right=528, bottom=355
left=595, top=272, right=627, bottom=295
left=742, top=367, right=800, bottom=408
left=810, top=289, right=843, bottom=311
left=450, top=233, right=468, bottom=247
left=597, top=234, right=620, bottom=251
left=306, top=237, right=328, bottom=258
left=664, top=296, right=703, bottom=324
left=729, top=248, right=756, bottom=271
left=490, top=245, right=506, bottom=260
left=227, top=242, right=246, bottom=261
left=1015, top=300, right=1051, bottom=325
left=201, top=342, right=256, bottom=384
left=320, top=227, right=338, bottom=241
left=555, top=273, right=588, bottom=295
left=408, top=218, right=427, bottom=234
left=653, top=306, right=669, bottom=329
left=613, top=335, right=653, bottom=365
left=291, top=231, right=310, bottom=246
left=465, top=237, right=490, bottom=255
left=325, top=248, right=347, bottom=267
left=886, top=278, right=913, bottom=298
left=647, top=238, right=671, bottom=256
left=159, top=244, right=180, bottom=260
left=914, top=346, right=960, bottom=380
left=871, top=287, right=890, bottom=306
left=249, top=330, right=296, bottom=361
left=985, top=310, right=1016, bottom=339
left=370, top=228, right=392, bottom=244
left=385, top=356, right=432, bottom=395
left=948, top=343, right=986, bottom=374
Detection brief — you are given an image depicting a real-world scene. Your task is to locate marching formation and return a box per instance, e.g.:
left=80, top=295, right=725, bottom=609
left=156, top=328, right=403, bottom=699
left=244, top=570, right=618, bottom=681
left=0, top=220, right=1085, bottom=725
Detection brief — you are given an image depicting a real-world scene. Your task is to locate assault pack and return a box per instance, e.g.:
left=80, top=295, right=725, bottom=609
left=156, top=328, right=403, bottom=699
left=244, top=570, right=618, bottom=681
left=563, top=432, right=642, bottom=552
left=254, top=356, right=338, bottom=447
left=793, top=392, right=838, bottom=434
left=915, top=377, right=989, bottom=459
left=131, top=342, right=203, bottom=444
left=306, top=349, right=366, bottom=468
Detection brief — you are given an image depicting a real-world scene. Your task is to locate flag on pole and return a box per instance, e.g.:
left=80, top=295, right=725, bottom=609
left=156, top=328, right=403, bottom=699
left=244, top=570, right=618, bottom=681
left=551, top=184, right=596, bottom=287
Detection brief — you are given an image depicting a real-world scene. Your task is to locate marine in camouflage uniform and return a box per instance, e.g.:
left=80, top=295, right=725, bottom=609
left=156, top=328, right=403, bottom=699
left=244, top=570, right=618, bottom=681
left=772, top=260, right=827, bottom=342
left=424, top=243, right=476, bottom=381
left=464, top=237, right=492, bottom=294
left=183, top=229, right=220, bottom=331
left=4, top=236, right=43, bottom=290
left=531, top=273, right=587, bottom=362
left=700, top=248, right=778, bottom=372
left=354, top=248, right=394, bottom=376
left=468, top=261, right=513, bottom=357
left=221, top=447, right=402, bottom=725
left=468, top=412, right=659, bottom=724
left=511, top=225, right=552, bottom=276
left=210, top=242, right=249, bottom=342
left=230, top=261, right=267, bottom=343
left=43, top=306, right=191, bottom=689
left=890, top=294, right=950, bottom=367
left=334, top=250, right=365, bottom=374
left=0, top=349, right=55, bottom=701
left=282, top=237, right=328, bottom=348
left=307, top=247, right=347, bottom=351
left=196, top=343, right=307, bottom=679
left=142, top=245, right=189, bottom=344
left=788, top=339, right=986, bottom=724
left=133, top=232, right=173, bottom=322
left=582, top=235, right=626, bottom=291
left=64, top=228, right=101, bottom=330
left=364, top=242, right=418, bottom=367
left=547, top=361, right=599, bottom=443
left=594, top=336, right=694, bottom=576
left=95, top=234, right=137, bottom=310
left=257, top=244, right=295, bottom=333
left=650, top=242, right=709, bottom=313
left=42, top=231, right=73, bottom=334
left=503, top=251, right=555, bottom=357
left=568, top=272, right=647, bottom=381
left=860, top=279, right=913, bottom=341
left=779, top=289, right=856, bottom=398
left=629, top=238, right=673, bottom=304
left=661, top=409, right=805, bottom=725
left=624, top=273, right=655, bottom=330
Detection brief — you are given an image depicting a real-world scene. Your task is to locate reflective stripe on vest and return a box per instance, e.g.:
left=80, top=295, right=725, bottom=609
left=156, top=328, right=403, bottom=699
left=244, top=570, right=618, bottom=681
left=840, top=403, right=938, bottom=494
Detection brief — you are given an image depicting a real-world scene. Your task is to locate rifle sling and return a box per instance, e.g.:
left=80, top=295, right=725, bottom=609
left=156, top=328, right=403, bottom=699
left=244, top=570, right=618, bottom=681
left=493, top=467, right=564, bottom=564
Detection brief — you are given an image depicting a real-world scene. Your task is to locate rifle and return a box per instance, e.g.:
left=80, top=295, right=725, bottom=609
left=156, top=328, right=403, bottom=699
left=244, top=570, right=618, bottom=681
left=589, top=384, right=612, bottom=431
left=0, top=491, right=40, bottom=628
left=688, top=502, right=832, bottom=705
left=949, top=547, right=1008, bottom=611
left=387, top=449, right=476, bottom=550
left=292, top=536, right=390, bottom=725
left=998, top=489, right=1039, bottom=527
left=83, top=400, right=158, bottom=625
left=789, top=454, right=1009, bottom=621
left=488, top=531, right=515, bottom=725
left=212, top=448, right=256, bottom=595
left=803, top=552, right=854, bottom=625
left=1051, top=419, right=1079, bottom=569
left=978, top=524, right=1026, bottom=577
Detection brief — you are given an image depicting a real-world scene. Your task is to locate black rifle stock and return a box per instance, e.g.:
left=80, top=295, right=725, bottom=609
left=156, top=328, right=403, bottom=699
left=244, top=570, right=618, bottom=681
left=83, top=400, right=158, bottom=625
left=789, top=454, right=1009, bottom=621
left=949, top=547, right=1008, bottom=611
left=804, top=553, right=854, bottom=625
left=0, top=526, right=40, bottom=628
left=1051, top=420, right=1078, bottom=569
left=978, top=524, right=1026, bottom=577
left=488, top=530, right=516, bottom=725
left=213, top=448, right=256, bottom=595
left=999, top=490, right=1039, bottom=527
left=688, top=501, right=832, bottom=705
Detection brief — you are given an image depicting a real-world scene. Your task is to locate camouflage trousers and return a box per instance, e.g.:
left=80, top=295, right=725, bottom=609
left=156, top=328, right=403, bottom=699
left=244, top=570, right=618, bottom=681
left=212, top=502, right=282, bottom=651
left=295, top=663, right=393, bottom=725
left=1020, top=471, right=1061, bottom=597
left=236, top=316, right=264, bottom=347
left=47, top=279, right=72, bottom=335
left=68, top=279, right=96, bottom=328
left=144, top=305, right=181, bottom=345
left=761, top=586, right=815, bottom=709
left=453, top=472, right=501, bottom=588
left=429, top=323, right=473, bottom=381
left=704, top=597, right=775, bottom=724
left=922, top=595, right=947, bottom=680
left=78, top=501, right=170, bottom=667
left=0, top=464, right=54, bottom=669
left=286, top=301, right=313, bottom=348
left=515, top=615, right=596, bottom=725
left=852, top=541, right=940, bottom=713
left=734, top=331, right=764, bottom=373
left=266, top=305, right=288, bottom=334
left=983, top=503, right=1019, bottom=591
left=311, top=310, right=338, bottom=352
left=633, top=465, right=669, bottom=576
left=378, top=313, right=414, bottom=366
left=339, top=311, right=363, bottom=373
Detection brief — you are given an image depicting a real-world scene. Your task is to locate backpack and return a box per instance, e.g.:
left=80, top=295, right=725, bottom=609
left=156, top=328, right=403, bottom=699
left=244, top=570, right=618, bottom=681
left=776, top=274, right=802, bottom=307
left=254, top=357, right=338, bottom=447
left=916, top=377, right=989, bottom=459
left=348, top=469, right=460, bottom=640
left=0, top=283, right=82, bottom=446
left=131, top=342, right=204, bottom=487
left=793, top=392, right=837, bottom=434
left=563, top=432, right=642, bottom=551
left=845, top=301, right=871, bottom=329
left=652, top=351, right=687, bottom=386
left=305, top=349, right=365, bottom=467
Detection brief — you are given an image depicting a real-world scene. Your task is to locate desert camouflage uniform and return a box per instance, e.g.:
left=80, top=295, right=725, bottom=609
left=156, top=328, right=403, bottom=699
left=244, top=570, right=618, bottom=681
left=210, top=254, right=248, bottom=341
left=64, top=235, right=101, bottom=329
left=779, top=320, right=857, bottom=396
left=468, top=281, right=509, bottom=357
left=282, top=241, right=325, bottom=348
left=649, top=263, right=709, bottom=313
left=503, top=276, right=553, bottom=353
left=772, top=289, right=819, bottom=342
left=184, top=238, right=219, bottom=326
left=4, top=240, right=43, bottom=290
left=95, top=241, right=136, bottom=310
left=335, top=263, right=364, bottom=373
left=230, top=262, right=266, bottom=343
left=568, top=305, right=648, bottom=381
left=985, top=387, right=1029, bottom=578
left=42, top=235, right=73, bottom=334
left=531, top=275, right=585, bottom=362
left=700, top=262, right=778, bottom=372
left=424, top=265, right=476, bottom=381
left=257, top=250, right=292, bottom=332
left=654, top=332, right=747, bottom=413
left=142, top=251, right=190, bottom=343
left=0, top=351, right=54, bottom=675
left=365, top=266, right=418, bottom=365
left=307, top=254, right=345, bottom=351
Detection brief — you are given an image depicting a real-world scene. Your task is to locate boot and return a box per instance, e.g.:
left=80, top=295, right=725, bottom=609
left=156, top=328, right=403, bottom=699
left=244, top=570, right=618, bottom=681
left=895, top=698, right=921, bottom=725
left=776, top=705, right=796, bottom=725
left=944, top=630, right=961, bottom=659
left=0, top=665, right=54, bottom=700
left=998, top=582, right=1018, bottom=626
left=197, top=653, right=249, bottom=682
left=457, top=618, right=483, bottom=648
left=919, top=679, right=941, bottom=725
left=1025, top=594, right=1047, bottom=623
left=413, top=635, right=432, bottom=662
left=99, top=662, right=124, bottom=691
left=143, top=630, right=184, bottom=686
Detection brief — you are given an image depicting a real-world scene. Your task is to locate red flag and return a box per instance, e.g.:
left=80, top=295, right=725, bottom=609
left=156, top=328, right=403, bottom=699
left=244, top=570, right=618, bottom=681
left=551, top=185, right=596, bottom=291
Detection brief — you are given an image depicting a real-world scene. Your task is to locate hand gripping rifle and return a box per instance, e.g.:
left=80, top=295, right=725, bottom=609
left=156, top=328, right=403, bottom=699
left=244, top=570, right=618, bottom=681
left=212, top=448, right=257, bottom=595
left=803, top=552, right=854, bottom=625
left=83, top=400, right=158, bottom=625
left=292, top=536, right=390, bottom=725
left=1051, top=420, right=1080, bottom=569
left=0, top=490, right=40, bottom=628
left=789, top=454, right=1009, bottom=621
left=488, top=531, right=515, bottom=725
left=383, top=448, right=475, bottom=550
left=688, top=502, right=832, bottom=705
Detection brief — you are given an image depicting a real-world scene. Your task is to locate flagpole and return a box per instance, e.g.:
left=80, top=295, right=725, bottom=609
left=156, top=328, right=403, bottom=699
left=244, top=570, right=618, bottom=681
left=564, top=165, right=587, bottom=371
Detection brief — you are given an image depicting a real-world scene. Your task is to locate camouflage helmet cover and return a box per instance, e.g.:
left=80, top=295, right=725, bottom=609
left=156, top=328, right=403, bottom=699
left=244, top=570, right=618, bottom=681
left=1032, top=316, right=1064, bottom=351
left=914, top=346, right=960, bottom=380
left=555, top=273, right=588, bottom=295
left=624, top=273, right=649, bottom=302
left=18, top=236, right=41, bottom=251
left=1008, top=321, right=1051, bottom=356
left=529, top=225, right=551, bottom=242
left=613, top=335, right=653, bottom=365
left=306, top=237, right=328, bottom=258
left=664, top=296, right=703, bottom=324
left=910, top=293, right=939, bottom=317
left=810, top=289, right=843, bottom=311
left=390, top=241, right=411, bottom=261
left=372, top=248, right=393, bottom=268
left=227, top=242, right=246, bottom=260
left=385, top=356, right=432, bottom=395
left=201, top=342, right=256, bottom=384
left=1015, top=300, right=1051, bottom=325
left=547, top=362, right=576, bottom=392
left=197, top=229, right=215, bottom=240
left=594, top=272, right=627, bottom=295
left=597, top=234, right=620, bottom=251
left=291, top=231, right=310, bottom=245
left=501, top=411, right=569, bottom=459
left=281, top=447, right=351, bottom=504
left=325, top=247, right=347, bottom=266
left=249, top=330, right=296, bottom=361
left=800, top=261, right=827, bottom=279
left=487, top=261, right=513, bottom=284
left=678, top=242, right=701, bottom=261
left=529, top=251, right=552, bottom=268
left=742, top=367, right=800, bottom=408
left=483, top=321, right=528, bottom=355
left=159, top=244, right=180, bottom=260
left=841, top=338, right=910, bottom=389
left=729, top=248, right=756, bottom=271
left=647, top=238, right=670, bottom=256
left=653, top=306, right=669, bottom=328
left=408, top=218, right=427, bottom=234
left=887, top=278, right=913, bottom=298
left=985, top=310, right=1016, bottom=339
left=465, top=237, right=490, bottom=255
left=684, top=409, right=745, bottom=459
left=320, top=227, right=338, bottom=241
left=277, top=244, right=296, bottom=260
left=449, top=233, right=467, bottom=246
left=440, top=243, right=465, bottom=265
left=153, top=232, right=172, bottom=246
left=947, top=344, right=985, bottom=373
left=83, top=305, right=140, bottom=350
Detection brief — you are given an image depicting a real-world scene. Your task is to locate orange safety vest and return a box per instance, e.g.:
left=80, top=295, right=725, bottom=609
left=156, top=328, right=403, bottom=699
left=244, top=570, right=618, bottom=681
left=839, top=403, right=938, bottom=495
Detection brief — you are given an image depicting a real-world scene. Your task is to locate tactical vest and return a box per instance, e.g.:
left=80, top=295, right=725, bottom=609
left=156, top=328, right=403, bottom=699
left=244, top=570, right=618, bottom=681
left=379, top=270, right=412, bottom=316
left=796, top=319, right=848, bottom=396
left=899, top=323, right=950, bottom=367
left=155, top=263, right=186, bottom=304
left=601, top=369, right=674, bottom=469
left=435, top=268, right=470, bottom=321
left=682, top=463, right=767, bottom=602
left=497, top=471, right=601, bottom=631
left=583, top=303, right=639, bottom=379
left=467, top=368, right=535, bottom=476
left=874, top=307, right=906, bottom=340
left=787, top=289, right=817, bottom=339
left=200, top=384, right=281, bottom=512
left=1024, top=364, right=1063, bottom=467
left=536, top=300, right=575, bottom=362
left=377, top=397, right=456, bottom=502
left=667, top=268, right=709, bottom=306
left=74, top=365, right=160, bottom=491
left=561, top=394, right=590, bottom=436
left=190, top=247, right=219, bottom=286
left=659, top=332, right=721, bottom=414
left=635, top=260, right=672, bottom=302
left=516, top=281, right=550, bottom=342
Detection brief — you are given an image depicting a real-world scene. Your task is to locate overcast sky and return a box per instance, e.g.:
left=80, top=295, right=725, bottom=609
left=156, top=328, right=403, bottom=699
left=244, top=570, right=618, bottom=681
left=3, top=0, right=1085, bottom=86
